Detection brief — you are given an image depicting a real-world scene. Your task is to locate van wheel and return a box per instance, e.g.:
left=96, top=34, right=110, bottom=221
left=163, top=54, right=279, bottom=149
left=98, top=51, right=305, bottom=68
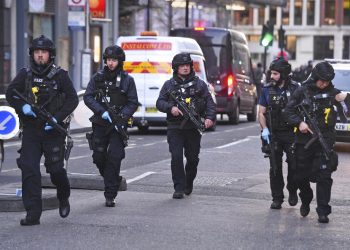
left=247, top=104, right=257, bottom=122
left=228, top=104, right=239, bottom=125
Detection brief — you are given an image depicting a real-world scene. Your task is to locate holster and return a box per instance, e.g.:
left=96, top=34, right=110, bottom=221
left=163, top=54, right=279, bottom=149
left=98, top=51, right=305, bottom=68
left=86, top=131, right=94, bottom=150
left=327, top=151, right=338, bottom=172
left=64, top=137, right=74, bottom=161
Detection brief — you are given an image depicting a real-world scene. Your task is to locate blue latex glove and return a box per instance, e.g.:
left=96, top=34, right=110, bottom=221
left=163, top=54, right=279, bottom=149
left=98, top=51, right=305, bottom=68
left=102, top=111, right=112, bottom=123
left=22, top=104, right=37, bottom=117
left=44, top=117, right=57, bottom=131
left=261, top=128, right=270, bottom=144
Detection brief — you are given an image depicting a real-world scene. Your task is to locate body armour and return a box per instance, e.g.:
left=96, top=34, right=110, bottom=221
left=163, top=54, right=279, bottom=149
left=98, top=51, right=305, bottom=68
left=265, top=81, right=298, bottom=131
left=170, top=76, right=206, bottom=119
left=94, top=70, right=127, bottom=109
left=302, top=89, right=337, bottom=131
left=25, top=65, right=65, bottom=116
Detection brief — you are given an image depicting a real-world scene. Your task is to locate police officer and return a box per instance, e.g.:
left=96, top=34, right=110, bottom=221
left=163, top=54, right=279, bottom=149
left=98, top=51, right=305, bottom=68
left=258, top=57, right=300, bottom=209
left=83, top=45, right=138, bottom=207
left=6, top=35, right=78, bottom=225
left=156, top=53, right=216, bottom=199
left=284, top=61, right=350, bottom=223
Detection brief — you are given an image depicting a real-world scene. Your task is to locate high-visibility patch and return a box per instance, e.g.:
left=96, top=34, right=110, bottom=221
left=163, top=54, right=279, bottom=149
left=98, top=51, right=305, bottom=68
left=193, top=61, right=201, bottom=73
left=123, top=61, right=202, bottom=74
left=121, top=42, right=172, bottom=50
left=124, top=62, right=172, bottom=74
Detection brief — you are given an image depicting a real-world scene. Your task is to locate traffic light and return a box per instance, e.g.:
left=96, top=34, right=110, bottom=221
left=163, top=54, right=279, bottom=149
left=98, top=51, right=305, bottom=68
left=260, top=22, right=274, bottom=47
left=278, top=26, right=285, bottom=49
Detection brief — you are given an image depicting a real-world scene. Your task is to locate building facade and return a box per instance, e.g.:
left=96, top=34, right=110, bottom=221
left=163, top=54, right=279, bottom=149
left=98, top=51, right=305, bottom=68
left=231, top=0, right=350, bottom=68
left=129, top=0, right=350, bottom=68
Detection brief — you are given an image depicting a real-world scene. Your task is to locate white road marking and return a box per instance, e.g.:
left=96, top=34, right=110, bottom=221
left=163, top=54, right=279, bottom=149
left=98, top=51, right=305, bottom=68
left=215, top=135, right=260, bottom=149
left=216, top=138, right=250, bottom=149
left=126, top=171, right=156, bottom=184
left=1, top=168, right=19, bottom=173
left=4, top=141, right=21, bottom=148
left=69, top=155, right=91, bottom=160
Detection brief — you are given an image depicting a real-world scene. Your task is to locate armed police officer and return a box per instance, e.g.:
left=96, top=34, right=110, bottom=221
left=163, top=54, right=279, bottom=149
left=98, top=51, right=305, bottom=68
left=284, top=61, right=350, bottom=223
left=6, top=35, right=78, bottom=225
left=156, top=53, right=216, bottom=199
left=84, top=45, right=138, bottom=207
left=258, top=57, right=299, bottom=209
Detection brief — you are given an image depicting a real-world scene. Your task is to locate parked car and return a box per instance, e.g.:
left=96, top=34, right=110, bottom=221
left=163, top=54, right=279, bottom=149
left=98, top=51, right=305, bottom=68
left=326, top=59, right=350, bottom=142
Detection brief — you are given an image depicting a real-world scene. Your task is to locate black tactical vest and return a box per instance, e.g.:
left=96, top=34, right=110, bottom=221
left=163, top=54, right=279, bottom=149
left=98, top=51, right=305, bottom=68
left=266, top=84, right=294, bottom=130
left=25, top=65, right=65, bottom=115
left=94, top=70, right=127, bottom=109
left=306, top=91, right=337, bottom=130
left=172, top=77, right=206, bottom=116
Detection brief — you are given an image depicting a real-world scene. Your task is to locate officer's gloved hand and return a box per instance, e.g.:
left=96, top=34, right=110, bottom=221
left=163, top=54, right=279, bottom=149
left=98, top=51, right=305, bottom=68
left=102, top=111, right=112, bottom=123
left=22, top=104, right=37, bottom=117
left=261, top=128, right=270, bottom=144
left=44, top=117, right=57, bottom=131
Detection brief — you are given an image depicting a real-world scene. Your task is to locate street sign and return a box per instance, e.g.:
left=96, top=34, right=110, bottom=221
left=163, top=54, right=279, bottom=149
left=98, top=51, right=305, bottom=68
left=0, top=106, right=19, bottom=140
left=68, top=0, right=86, bottom=29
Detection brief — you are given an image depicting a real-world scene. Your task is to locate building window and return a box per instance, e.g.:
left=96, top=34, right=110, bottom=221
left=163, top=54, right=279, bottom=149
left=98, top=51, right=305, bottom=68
left=307, top=0, right=315, bottom=25
left=286, top=35, right=296, bottom=60
left=324, top=0, right=336, bottom=25
left=258, top=7, right=265, bottom=25
left=343, top=36, right=350, bottom=59
left=344, top=0, right=350, bottom=25
left=247, top=35, right=260, bottom=42
left=269, top=6, right=276, bottom=25
left=282, top=0, right=290, bottom=25
left=314, top=36, right=334, bottom=60
left=234, top=9, right=250, bottom=25
left=294, top=0, right=302, bottom=25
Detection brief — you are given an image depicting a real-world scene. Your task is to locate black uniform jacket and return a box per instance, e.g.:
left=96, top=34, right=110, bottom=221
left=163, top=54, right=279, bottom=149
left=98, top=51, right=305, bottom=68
left=283, top=81, right=341, bottom=144
left=6, top=67, right=78, bottom=128
left=83, top=70, right=138, bottom=122
left=156, top=75, right=216, bottom=129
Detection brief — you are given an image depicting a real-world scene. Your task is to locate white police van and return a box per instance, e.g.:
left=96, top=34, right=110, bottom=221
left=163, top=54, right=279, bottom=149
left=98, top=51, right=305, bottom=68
left=116, top=32, right=213, bottom=131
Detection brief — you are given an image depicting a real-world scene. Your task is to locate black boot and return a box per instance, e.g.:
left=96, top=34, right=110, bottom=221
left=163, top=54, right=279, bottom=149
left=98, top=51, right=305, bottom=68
left=318, top=215, right=329, bottom=223
left=184, top=181, right=193, bottom=196
left=105, top=198, right=116, bottom=207
left=59, top=199, right=70, bottom=218
left=288, top=191, right=298, bottom=206
left=300, top=203, right=310, bottom=217
left=270, top=200, right=282, bottom=209
left=172, top=191, right=184, bottom=199
left=20, top=217, right=40, bottom=226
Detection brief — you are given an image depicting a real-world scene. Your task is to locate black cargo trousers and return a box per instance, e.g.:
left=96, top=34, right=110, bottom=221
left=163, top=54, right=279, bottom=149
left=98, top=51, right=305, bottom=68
left=91, top=123, right=125, bottom=200
left=167, top=128, right=201, bottom=192
left=17, top=126, right=70, bottom=220
left=295, top=142, right=333, bottom=216
left=269, top=130, right=298, bottom=202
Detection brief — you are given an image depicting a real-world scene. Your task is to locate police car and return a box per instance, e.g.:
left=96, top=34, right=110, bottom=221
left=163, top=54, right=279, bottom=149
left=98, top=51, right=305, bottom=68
left=326, top=59, right=350, bottom=142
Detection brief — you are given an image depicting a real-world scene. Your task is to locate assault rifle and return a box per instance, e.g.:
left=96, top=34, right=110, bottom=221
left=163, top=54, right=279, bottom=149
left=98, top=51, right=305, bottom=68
left=169, top=89, right=205, bottom=135
left=264, top=107, right=278, bottom=176
left=297, top=103, right=332, bottom=160
left=97, top=89, right=129, bottom=147
left=12, top=89, right=74, bottom=165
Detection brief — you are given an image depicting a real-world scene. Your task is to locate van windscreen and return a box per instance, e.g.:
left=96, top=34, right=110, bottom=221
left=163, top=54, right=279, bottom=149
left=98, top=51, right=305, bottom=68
left=170, top=29, right=230, bottom=77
